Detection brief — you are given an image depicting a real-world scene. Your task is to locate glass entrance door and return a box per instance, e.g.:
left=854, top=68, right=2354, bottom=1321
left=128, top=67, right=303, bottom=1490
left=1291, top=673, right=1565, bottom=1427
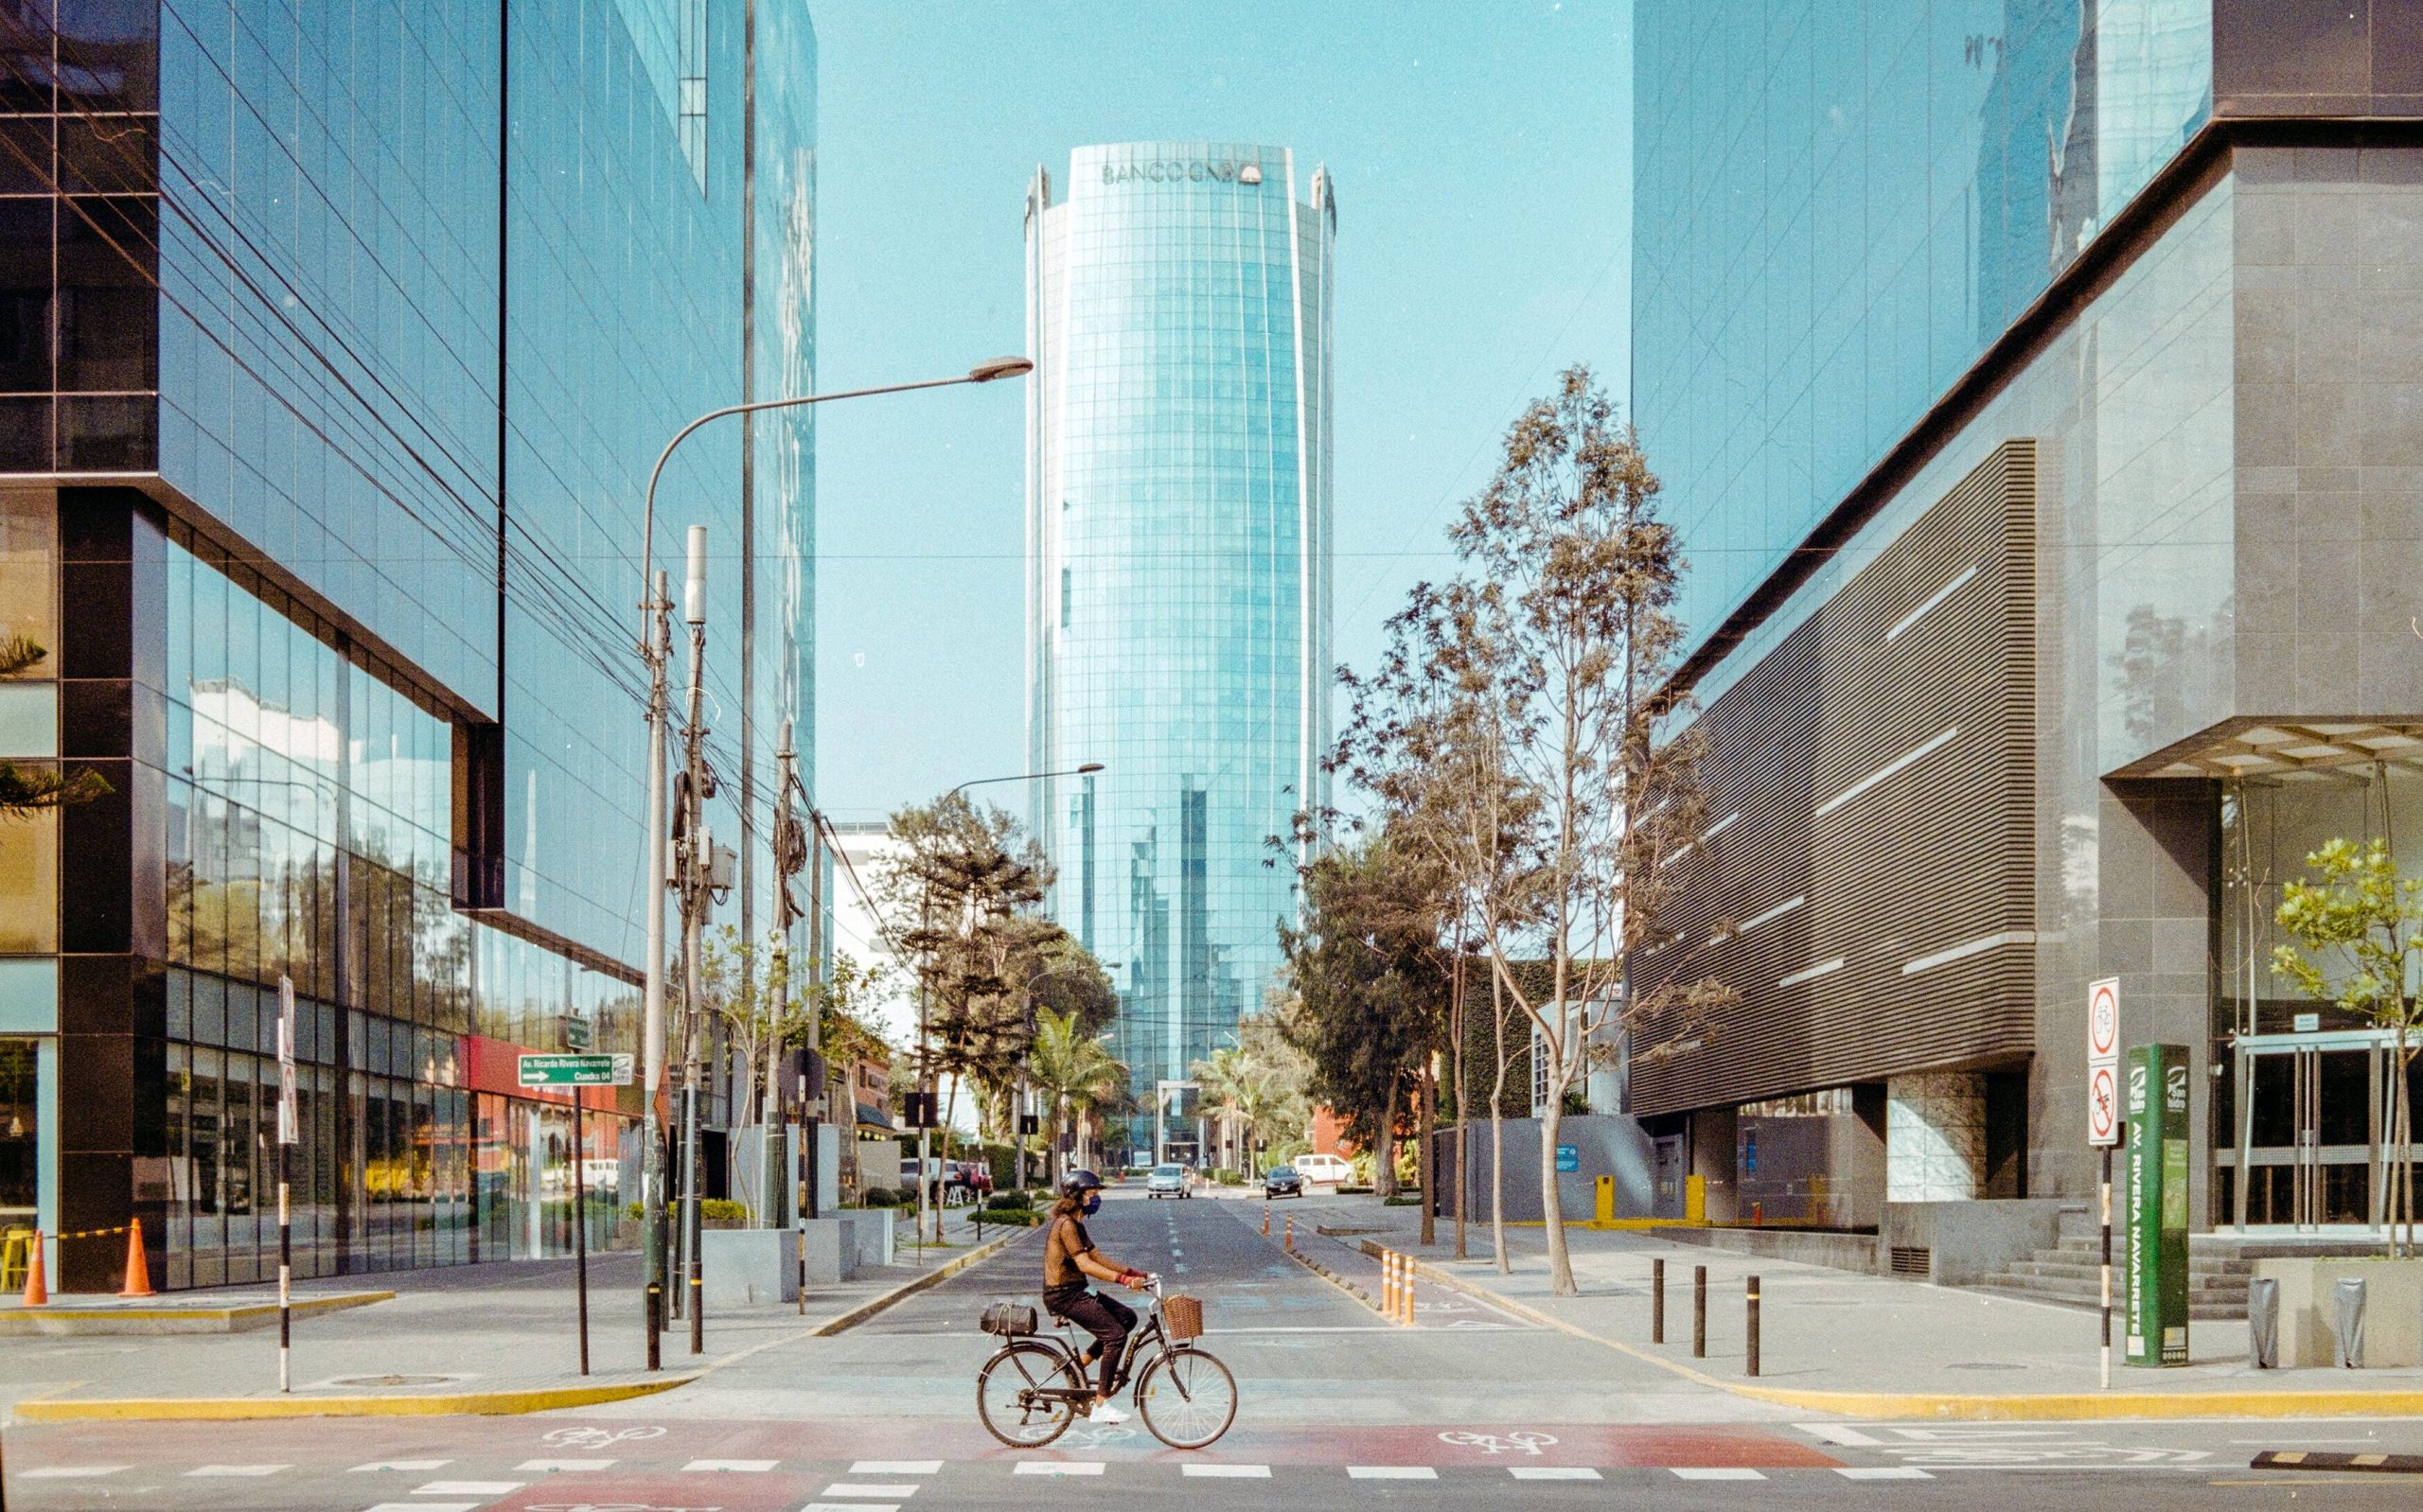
left=2228, top=1033, right=2384, bottom=1230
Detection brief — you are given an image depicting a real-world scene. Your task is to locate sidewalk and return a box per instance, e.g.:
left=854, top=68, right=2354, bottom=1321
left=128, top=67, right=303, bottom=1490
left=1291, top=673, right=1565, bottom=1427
left=1282, top=1192, right=2423, bottom=1420
left=1, top=1233, right=1016, bottom=1421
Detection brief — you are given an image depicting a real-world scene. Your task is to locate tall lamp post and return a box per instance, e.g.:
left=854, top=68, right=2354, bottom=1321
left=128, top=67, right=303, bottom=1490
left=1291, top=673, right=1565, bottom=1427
left=633, top=357, right=1032, bottom=1366
left=912, top=762, right=1103, bottom=1246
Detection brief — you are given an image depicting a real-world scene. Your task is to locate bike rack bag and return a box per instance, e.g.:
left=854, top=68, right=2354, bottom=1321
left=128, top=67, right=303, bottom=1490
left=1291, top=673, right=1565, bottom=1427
left=981, top=1302, right=1039, bottom=1337
left=1162, top=1293, right=1205, bottom=1341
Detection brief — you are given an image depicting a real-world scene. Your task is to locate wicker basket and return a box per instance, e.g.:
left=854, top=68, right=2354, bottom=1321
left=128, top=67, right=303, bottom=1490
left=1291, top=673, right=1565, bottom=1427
left=1162, top=1292, right=1205, bottom=1341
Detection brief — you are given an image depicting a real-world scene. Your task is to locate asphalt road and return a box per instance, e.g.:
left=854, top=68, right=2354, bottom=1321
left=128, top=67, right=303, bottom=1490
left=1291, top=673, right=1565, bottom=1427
left=5, top=1188, right=2419, bottom=1508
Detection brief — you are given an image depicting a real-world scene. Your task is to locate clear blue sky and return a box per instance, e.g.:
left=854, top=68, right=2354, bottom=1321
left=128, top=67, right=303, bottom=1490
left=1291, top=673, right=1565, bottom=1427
left=810, top=1, right=1632, bottom=824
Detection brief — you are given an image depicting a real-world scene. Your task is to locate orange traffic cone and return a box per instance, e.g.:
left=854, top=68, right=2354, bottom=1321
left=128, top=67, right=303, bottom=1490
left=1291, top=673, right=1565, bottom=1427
left=117, top=1219, right=154, bottom=1298
left=20, top=1228, right=46, bottom=1307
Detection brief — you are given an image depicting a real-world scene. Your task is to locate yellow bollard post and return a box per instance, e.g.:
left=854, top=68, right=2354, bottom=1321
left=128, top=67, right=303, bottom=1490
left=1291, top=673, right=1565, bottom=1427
left=1262, top=1206, right=1270, bottom=1238
left=1685, top=1173, right=1707, bottom=1224
left=1595, top=1174, right=1616, bottom=1226
left=1401, top=1257, right=1416, bottom=1325
left=1382, top=1250, right=1397, bottom=1318
left=1284, top=1213, right=1294, bottom=1252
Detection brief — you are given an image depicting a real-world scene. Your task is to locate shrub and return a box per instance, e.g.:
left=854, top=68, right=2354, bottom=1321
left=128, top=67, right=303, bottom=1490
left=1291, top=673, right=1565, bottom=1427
left=984, top=1189, right=1033, bottom=1211
left=1212, top=1168, right=1245, bottom=1186
left=858, top=1187, right=903, bottom=1207
left=1383, top=1194, right=1424, bottom=1207
left=969, top=1205, right=1045, bottom=1227
left=699, top=1198, right=752, bottom=1222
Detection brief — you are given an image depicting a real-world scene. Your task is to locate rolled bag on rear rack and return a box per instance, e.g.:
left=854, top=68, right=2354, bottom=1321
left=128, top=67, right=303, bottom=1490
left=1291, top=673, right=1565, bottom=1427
left=981, top=1302, right=1039, bottom=1337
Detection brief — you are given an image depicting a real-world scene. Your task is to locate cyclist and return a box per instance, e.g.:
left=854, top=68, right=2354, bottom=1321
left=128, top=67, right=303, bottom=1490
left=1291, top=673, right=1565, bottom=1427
left=1043, top=1168, right=1150, bottom=1423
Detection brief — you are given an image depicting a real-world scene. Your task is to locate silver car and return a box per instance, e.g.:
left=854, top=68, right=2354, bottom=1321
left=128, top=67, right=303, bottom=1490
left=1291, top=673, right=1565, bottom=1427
left=1145, top=1162, right=1191, bottom=1199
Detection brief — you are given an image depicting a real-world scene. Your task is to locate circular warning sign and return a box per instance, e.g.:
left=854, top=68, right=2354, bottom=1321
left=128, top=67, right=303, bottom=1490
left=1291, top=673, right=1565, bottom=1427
left=2087, top=1062, right=2120, bottom=1145
left=2089, top=978, right=2119, bottom=1059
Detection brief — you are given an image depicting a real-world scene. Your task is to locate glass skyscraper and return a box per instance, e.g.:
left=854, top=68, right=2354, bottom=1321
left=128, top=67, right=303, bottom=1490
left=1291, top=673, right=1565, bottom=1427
left=0, top=0, right=813, bottom=1290
left=1024, top=142, right=1335, bottom=1149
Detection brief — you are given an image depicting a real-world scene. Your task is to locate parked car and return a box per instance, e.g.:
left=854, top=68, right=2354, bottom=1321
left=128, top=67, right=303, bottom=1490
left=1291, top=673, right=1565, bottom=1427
left=900, top=1157, right=980, bottom=1204
left=1290, top=1152, right=1353, bottom=1187
left=1145, top=1162, right=1191, bottom=1199
left=955, top=1159, right=995, bottom=1199
left=1264, top=1164, right=1303, bottom=1199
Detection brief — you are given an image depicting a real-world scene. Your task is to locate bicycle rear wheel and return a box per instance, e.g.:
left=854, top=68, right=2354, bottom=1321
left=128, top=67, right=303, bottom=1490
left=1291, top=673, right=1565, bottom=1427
left=977, top=1342, right=1085, bottom=1448
left=1135, top=1346, right=1238, bottom=1450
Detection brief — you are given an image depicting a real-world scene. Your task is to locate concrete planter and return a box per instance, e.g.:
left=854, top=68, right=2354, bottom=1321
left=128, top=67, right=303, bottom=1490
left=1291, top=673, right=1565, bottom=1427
left=797, top=1217, right=860, bottom=1283
left=845, top=1205, right=894, bottom=1269
left=700, top=1227, right=800, bottom=1307
left=2254, top=1256, right=2423, bottom=1367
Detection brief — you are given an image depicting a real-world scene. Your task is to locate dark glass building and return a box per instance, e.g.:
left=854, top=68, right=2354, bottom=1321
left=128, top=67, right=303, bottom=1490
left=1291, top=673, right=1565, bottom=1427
left=1635, top=2, right=2423, bottom=1250
left=0, top=0, right=815, bottom=1291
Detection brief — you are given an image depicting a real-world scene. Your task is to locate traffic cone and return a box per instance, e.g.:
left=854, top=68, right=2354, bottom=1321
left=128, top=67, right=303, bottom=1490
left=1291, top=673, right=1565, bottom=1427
left=117, top=1219, right=154, bottom=1298
left=20, top=1228, right=46, bottom=1307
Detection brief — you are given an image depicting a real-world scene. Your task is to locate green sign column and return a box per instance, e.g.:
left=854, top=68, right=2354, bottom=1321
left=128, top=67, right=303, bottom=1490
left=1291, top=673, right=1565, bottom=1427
left=2124, top=1042, right=2190, bottom=1367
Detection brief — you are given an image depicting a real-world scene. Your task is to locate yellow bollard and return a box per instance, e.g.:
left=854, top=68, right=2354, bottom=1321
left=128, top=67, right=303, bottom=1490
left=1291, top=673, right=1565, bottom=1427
left=1400, top=1257, right=1416, bottom=1325
left=1595, top=1174, right=1616, bottom=1226
left=1381, top=1250, right=1397, bottom=1318
left=1284, top=1213, right=1294, bottom=1252
left=1685, top=1173, right=1707, bottom=1224
left=1262, top=1206, right=1270, bottom=1237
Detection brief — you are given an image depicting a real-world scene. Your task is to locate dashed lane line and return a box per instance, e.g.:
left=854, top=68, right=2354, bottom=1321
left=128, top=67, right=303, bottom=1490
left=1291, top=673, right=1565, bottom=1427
left=1182, top=1464, right=1273, bottom=1477
left=851, top=1460, right=943, bottom=1474
left=186, top=1464, right=291, bottom=1476
left=805, top=1505, right=899, bottom=1512
left=411, top=1482, right=523, bottom=1496
left=1347, top=1466, right=1439, bottom=1480
left=21, top=1467, right=123, bottom=1479
left=1511, top=1468, right=1602, bottom=1480
left=1839, top=1467, right=1937, bottom=1480
left=681, top=1458, right=779, bottom=1471
left=822, top=1482, right=925, bottom=1496
left=363, top=1503, right=478, bottom=1512
left=1015, top=1461, right=1106, bottom=1475
left=516, top=1458, right=613, bottom=1471
left=1673, top=1468, right=1767, bottom=1481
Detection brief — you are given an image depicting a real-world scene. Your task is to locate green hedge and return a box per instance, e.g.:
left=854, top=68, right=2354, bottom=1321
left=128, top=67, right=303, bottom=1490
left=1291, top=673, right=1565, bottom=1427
left=983, top=1190, right=1034, bottom=1211
left=968, top=1205, right=1045, bottom=1227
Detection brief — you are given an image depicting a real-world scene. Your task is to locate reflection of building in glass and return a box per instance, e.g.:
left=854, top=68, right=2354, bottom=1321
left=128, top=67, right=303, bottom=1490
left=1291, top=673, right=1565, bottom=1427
left=0, top=4, right=814, bottom=1290
left=1633, top=5, right=2423, bottom=1251
left=1024, top=143, right=1335, bottom=1138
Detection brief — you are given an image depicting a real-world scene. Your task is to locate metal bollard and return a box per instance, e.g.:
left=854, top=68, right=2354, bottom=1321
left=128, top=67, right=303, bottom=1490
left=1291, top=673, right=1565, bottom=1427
left=1284, top=1214, right=1294, bottom=1252
left=1692, top=1264, right=1707, bottom=1358
left=2248, top=1276, right=2279, bottom=1370
left=1746, top=1275, right=1761, bottom=1378
left=1653, top=1257, right=1666, bottom=1344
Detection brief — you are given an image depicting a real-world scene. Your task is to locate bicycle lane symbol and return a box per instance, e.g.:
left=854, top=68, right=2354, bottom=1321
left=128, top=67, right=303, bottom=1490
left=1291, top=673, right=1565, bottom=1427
left=1439, top=1430, right=1560, bottom=1457
left=538, top=1426, right=670, bottom=1450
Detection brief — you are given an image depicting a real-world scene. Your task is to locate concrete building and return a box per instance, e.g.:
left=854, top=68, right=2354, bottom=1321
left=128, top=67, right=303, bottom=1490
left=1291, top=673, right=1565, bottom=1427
left=1022, top=142, right=1336, bottom=1148
left=1631, top=1, right=2423, bottom=1248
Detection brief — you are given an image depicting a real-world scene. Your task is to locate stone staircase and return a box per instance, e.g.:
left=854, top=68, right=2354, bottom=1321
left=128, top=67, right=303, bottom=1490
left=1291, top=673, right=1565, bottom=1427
left=1968, top=1205, right=2379, bottom=1321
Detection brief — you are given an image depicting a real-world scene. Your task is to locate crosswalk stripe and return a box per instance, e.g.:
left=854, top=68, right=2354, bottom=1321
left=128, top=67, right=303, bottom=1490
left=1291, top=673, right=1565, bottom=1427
left=363, top=1503, right=478, bottom=1512
left=1837, top=1467, right=1935, bottom=1480
left=1511, top=1467, right=1602, bottom=1480
left=22, top=1468, right=123, bottom=1479
left=1671, top=1468, right=1767, bottom=1481
left=1015, top=1462, right=1106, bottom=1475
left=1182, top=1465, right=1272, bottom=1477
left=412, top=1482, right=523, bottom=1496
left=681, top=1459, right=778, bottom=1472
left=517, top=1458, right=613, bottom=1471
left=186, top=1466, right=290, bottom=1477
left=349, top=1461, right=451, bottom=1474
left=850, top=1461, right=942, bottom=1475
left=822, top=1484, right=921, bottom=1497
left=804, top=1505, right=897, bottom=1512
left=1347, top=1467, right=1439, bottom=1480
left=1798, top=1423, right=1885, bottom=1447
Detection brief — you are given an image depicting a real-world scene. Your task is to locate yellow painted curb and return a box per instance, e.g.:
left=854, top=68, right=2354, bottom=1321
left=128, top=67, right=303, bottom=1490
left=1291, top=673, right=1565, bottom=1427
left=1401, top=1255, right=2423, bottom=1421
left=11, top=1374, right=697, bottom=1422
left=811, top=1230, right=1025, bottom=1337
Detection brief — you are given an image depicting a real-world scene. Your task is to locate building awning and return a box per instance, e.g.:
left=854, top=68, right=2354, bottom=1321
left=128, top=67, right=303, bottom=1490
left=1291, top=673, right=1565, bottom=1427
left=2123, top=718, right=2423, bottom=780
left=856, top=1101, right=893, bottom=1132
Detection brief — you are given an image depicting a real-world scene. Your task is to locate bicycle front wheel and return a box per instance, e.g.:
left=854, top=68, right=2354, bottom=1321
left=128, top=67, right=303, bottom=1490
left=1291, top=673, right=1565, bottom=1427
left=1135, top=1346, right=1238, bottom=1450
left=977, top=1341, right=1085, bottom=1449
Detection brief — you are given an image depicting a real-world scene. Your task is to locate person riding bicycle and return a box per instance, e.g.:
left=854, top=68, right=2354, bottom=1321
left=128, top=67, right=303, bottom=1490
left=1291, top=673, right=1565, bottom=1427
left=1043, top=1168, right=1150, bottom=1423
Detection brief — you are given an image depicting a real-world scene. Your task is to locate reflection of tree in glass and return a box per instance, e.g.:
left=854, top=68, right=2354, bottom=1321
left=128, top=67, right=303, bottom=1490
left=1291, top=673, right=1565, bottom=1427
left=0, top=634, right=110, bottom=815
left=2111, top=602, right=2229, bottom=752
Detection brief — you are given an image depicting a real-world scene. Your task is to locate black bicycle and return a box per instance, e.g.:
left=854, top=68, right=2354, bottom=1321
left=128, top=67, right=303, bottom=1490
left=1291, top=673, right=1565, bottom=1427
left=975, top=1275, right=1238, bottom=1450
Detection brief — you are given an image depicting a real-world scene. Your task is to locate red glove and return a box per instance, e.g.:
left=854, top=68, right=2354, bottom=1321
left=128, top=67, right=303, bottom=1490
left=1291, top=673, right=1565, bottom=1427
left=1121, top=1271, right=1148, bottom=1288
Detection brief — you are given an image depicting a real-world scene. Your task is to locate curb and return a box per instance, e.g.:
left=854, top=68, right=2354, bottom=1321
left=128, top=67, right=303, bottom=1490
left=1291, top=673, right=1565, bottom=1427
left=1286, top=1243, right=1378, bottom=1310
left=1398, top=1254, right=2423, bottom=1421
left=10, top=1375, right=696, bottom=1422
left=2252, top=1450, right=2423, bottom=1472
left=811, top=1230, right=1026, bottom=1336
left=0, top=1291, right=394, bottom=1337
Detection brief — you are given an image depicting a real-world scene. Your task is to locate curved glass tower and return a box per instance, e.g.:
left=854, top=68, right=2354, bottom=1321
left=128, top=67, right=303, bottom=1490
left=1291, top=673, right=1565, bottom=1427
left=1024, top=142, right=1335, bottom=1148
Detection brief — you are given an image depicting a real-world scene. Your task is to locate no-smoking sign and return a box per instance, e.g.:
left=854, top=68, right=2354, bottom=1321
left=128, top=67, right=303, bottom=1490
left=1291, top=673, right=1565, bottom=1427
left=2087, top=977, right=2120, bottom=1146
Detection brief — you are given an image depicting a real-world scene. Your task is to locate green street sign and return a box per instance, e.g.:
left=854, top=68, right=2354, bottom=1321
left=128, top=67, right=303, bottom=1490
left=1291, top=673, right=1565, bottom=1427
left=2124, top=1042, right=2190, bottom=1367
left=518, top=1052, right=631, bottom=1088
left=565, top=1015, right=592, bottom=1051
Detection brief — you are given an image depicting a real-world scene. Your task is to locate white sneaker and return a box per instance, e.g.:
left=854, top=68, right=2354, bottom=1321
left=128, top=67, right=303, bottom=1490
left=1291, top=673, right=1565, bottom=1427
left=1091, top=1402, right=1130, bottom=1424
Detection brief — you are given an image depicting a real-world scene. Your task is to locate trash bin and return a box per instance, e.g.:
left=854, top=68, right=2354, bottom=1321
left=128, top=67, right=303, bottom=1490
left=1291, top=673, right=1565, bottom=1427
left=2247, top=1276, right=2278, bottom=1369
left=2335, top=1275, right=2367, bottom=1369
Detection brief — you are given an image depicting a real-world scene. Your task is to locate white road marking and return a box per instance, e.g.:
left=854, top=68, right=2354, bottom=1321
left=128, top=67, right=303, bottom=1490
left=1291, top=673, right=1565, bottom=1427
left=822, top=1483, right=923, bottom=1497
left=681, top=1458, right=778, bottom=1472
left=850, top=1461, right=942, bottom=1474
left=1348, top=1467, right=1439, bottom=1480
left=516, top=1458, right=614, bottom=1471
left=805, top=1505, right=897, bottom=1512
left=186, top=1465, right=291, bottom=1477
left=1798, top=1423, right=1884, bottom=1447
left=1510, top=1468, right=1602, bottom=1481
left=22, top=1468, right=124, bottom=1479
left=1014, top=1461, right=1105, bottom=1475
left=363, top=1504, right=477, bottom=1512
left=1183, top=1465, right=1272, bottom=1477
left=411, top=1483, right=523, bottom=1495
left=1838, top=1467, right=1936, bottom=1480
left=1671, top=1468, right=1766, bottom=1480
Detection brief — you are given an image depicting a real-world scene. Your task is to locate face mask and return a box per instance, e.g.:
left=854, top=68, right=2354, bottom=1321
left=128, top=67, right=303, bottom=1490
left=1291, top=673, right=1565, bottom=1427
left=1082, top=1193, right=1102, bottom=1216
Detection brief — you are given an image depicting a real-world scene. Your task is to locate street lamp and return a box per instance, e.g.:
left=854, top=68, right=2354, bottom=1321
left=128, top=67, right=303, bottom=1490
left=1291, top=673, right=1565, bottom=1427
left=911, top=761, right=1104, bottom=1245
left=630, top=357, right=1031, bottom=1367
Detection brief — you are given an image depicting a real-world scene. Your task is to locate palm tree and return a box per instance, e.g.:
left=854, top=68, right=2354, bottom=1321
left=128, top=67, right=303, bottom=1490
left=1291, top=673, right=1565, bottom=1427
left=1026, top=1008, right=1125, bottom=1182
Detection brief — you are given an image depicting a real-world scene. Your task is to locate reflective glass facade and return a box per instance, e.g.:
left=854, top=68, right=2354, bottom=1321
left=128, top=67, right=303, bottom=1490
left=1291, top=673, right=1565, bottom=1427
left=1025, top=143, right=1335, bottom=1109
left=1635, top=2, right=2212, bottom=653
left=0, top=1, right=812, bottom=1289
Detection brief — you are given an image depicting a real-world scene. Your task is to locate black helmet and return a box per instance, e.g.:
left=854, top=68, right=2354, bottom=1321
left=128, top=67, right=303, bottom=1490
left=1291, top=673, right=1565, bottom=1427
left=1059, top=1168, right=1105, bottom=1198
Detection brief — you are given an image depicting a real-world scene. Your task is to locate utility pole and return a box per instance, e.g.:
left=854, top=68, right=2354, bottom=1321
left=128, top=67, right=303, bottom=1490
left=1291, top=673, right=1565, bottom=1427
left=679, top=525, right=715, bottom=1358
left=640, top=570, right=672, bottom=1371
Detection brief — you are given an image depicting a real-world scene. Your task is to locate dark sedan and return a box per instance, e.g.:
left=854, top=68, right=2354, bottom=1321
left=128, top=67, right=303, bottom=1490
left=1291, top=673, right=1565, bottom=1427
left=1264, top=1164, right=1303, bottom=1198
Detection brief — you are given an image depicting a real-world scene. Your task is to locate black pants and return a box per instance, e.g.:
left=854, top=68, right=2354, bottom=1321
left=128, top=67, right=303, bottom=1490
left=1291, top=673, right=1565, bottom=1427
left=1051, top=1289, right=1136, bottom=1398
